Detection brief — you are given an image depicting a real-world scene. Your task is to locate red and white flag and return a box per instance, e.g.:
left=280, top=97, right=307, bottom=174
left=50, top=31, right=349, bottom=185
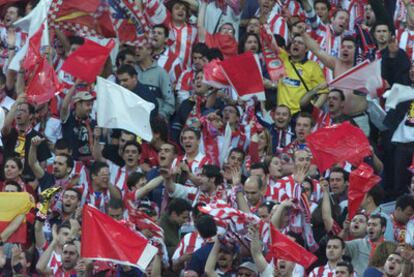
left=329, top=59, right=385, bottom=97
left=220, top=52, right=265, bottom=101
left=202, top=59, right=230, bottom=89
left=81, top=205, right=158, bottom=271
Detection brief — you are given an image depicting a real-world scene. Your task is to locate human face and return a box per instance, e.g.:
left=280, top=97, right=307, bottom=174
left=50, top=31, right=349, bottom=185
left=223, top=106, right=239, bottom=125
left=194, top=72, right=208, bottom=95
left=62, top=190, right=80, bottom=214
left=384, top=254, right=402, bottom=277
left=394, top=205, right=414, bottom=225
left=108, top=207, right=124, bottom=220
left=290, top=36, right=307, bottom=60
left=268, top=157, right=282, bottom=178
left=315, top=2, right=329, bottom=22
left=302, top=181, right=312, bottom=200
left=258, top=206, right=270, bottom=221
left=257, top=132, right=268, bottom=152
left=58, top=227, right=71, bottom=246
left=192, top=52, right=207, bottom=71
left=244, top=35, right=259, bottom=53
left=238, top=268, right=256, bottom=277
left=294, top=150, right=311, bottom=172
left=171, top=3, right=187, bottom=23
left=277, top=259, right=295, bottom=277
left=93, top=167, right=110, bottom=189
left=159, top=144, right=176, bottom=167
left=151, top=27, right=167, bottom=49
left=119, top=132, right=136, bottom=154
left=246, top=18, right=260, bottom=34
left=367, top=217, right=384, bottom=242
left=364, top=4, right=376, bottom=27
left=199, top=172, right=215, bottom=193
left=326, top=239, right=344, bottom=262
left=53, top=155, right=70, bottom=179
left=340, top=41, right=355, bottom=63
left=4, top=159, right=22, bottom=180
left=76, top=100, right=93, bottom=119
left=15, top=103, right=31, bottom=126
left=332, top=11, right=349, bottom=35
left=219, top=24, right=234, bottom=36
left=350, top=214, right=367, bottom=238
left=181, top=130, right=199, bottom=155
left=329, top=172, right=347, bottom=195
left=117, top=73, right=138, bottom=91
left=374, top=25, right=390, bottom=46
left=135, top=44, right=152, bottom=63
left=122, top=145, right=140, bottom=168
left=121, top=54, right=136, bottom=67
left=4, top=7, right=19, bottom=27
left=244, top=178, right=262, bottom=206
left=172, top=210, right=190, bottom=226
left=259, top=0, right=275, bottom=15
left=228, top=151, right=244, bottom=169
left=62, top=244, right=78, bottom=270
left=335, top=266, right=351, bottom=277
left=217, top=249, right=233, bottom=269
left=295, top=117, right=312, bottom=143
left=327, top=90, right=344, bottom=115
left=273, top=106, right=291, bottom=129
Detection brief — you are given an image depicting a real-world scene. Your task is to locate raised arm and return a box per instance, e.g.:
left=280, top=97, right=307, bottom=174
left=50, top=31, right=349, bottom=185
left=321, top=179, right=334, bottom=232
left=271, top=199, right=294, bottom=229
left=60, top=82, right=78, bottom=122
left=204, top=237, right=220, bottom=277
left=135, top=176, right=164, bottom=200
left=302, top=32, right=336, bottom=70
left=160, top=168, right=177, bottom=194
left=2, top=94, right=25, bottom=136
left=197, top=1, right=207, bottom=42
left=0, top=214, right=25, bottom=242
left=28, top=136, right=46, bottom=180
left=249, top=224, right=268, bottom=273
left=36, top=225, right=58, bottom=274
left=92, top=127, right=106, bottom=163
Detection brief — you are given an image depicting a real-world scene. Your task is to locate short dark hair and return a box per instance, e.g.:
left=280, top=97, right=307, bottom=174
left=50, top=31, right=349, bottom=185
left=151, top=116, right=169, bottom=142
left=168, top=198, right=192, bottom=215
left=192, top=43, right=209, bottom=58
left=90, top=161, right=109, bottom=180
left=7, top=4, right=24, bottom=17
left=327, top=235, right=345, bottom=249
left=64, top=188, right=81, bottom=201
left=107, top=198, right=124, bottom=211
left=369, top=214, right=387, bottom=229
left=181, top=127, right=201, bottom=140
left=259, top=201, right=275, bottom=213
left=250, top=162, right=269, bottom=175
left=367, top=185, right=384, bottom=207
left=153, top=24, right=169, bottom=38
left=332, top=8, right=349, bottom=19
left=207, top=48, right=224, bottom=61
left=342, top=35, right=356, bottom=47
left=329, top=166, right=349, bottom=182
left=195, top=215, right=217, bottom=239
left=396, top=195, right=414, bottom=211
left=116, top=64, right=137, bottom=77
left=126, top=172, right=146, bottom=190
left=57, top=222, right=71, bottom=233
left=201, top=165, right=223, bottom=186
left=296, top=112, right=315, bottom=127
left=56, top=153, right=74, bottom=171
left=336, top=261, right=354, bottom=274
left=115, top=49, right=135, bottom=68
left=314, top=0, right=330, bottom=10
left=228, top=147, right=246, bottom=161
left=122, top=141, right=141, bottom=154
left=223, top=104, right=240, bottom=117
left=55, top=138, right=71, bottom=152
left=329, top=89, right=345, bottom=101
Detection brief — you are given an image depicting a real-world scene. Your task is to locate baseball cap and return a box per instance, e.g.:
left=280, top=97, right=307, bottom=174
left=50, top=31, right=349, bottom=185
left=238, top=262, right=258, bottom=273
left=73, top=91, right=95, bottom=103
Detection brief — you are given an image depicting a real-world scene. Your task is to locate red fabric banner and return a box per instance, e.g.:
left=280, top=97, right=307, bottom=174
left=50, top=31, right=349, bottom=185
left=306, top=122, right=372, bottom=173
left=61, top=39, right=115, bottom=83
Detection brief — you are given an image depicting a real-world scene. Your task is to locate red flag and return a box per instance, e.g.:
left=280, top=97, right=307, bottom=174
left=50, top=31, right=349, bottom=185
left=348, top=163, right=381, bottom=220
left=81, top=205, right=158, bottom=271
left=220, top=52, right=265, bottom=101
left=270, top=225, right=317, bottom=269
left=306, top=122, right=372, bottom=173
left=22, top=24, right=43, bottom=71
left=61, top=39, right=115, bottom=83
left=203, top=59, right=230, bottom=88
left=25, top=58, right=61, bottom=105
left=205, top=32, right=238, bottom=59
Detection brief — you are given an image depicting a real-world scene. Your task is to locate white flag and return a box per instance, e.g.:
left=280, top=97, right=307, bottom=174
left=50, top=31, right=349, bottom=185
left=9, top=0, right=51, bottom=71
left=383, top=83, right=414, bottom=111
left=329, top=59, right=383, bottom=97
left=95, top=77, right=155, bottom=142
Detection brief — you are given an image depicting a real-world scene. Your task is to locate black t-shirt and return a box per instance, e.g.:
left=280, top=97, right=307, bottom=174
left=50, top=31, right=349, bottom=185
left=62, top=111, right=96, bottom=161
left=2, top=128, right=51, bottom=179
left=102, top=144, right=124, bottom=167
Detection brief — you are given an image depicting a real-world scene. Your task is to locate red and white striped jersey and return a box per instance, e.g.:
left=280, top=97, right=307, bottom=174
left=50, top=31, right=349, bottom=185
left=341, top=0, right=366, bottom=29
left=309, top=264, right=335, bottom=277
left=172, top=231, right=205, bottom=262
left=170, top=183, right=229, bottom=206
left=264, top=178, right=289, bottom=203
left=312, top=107, right=332, bottom=130
left=46, top=160, right=88, bottom=189
left=277, top=174, right=301, bottom=200
left=175, top=67, right=195, bottom=104
left=0, top=24, right=27, bottom=71
left=309, top=25, right=342, bottom=81
left=398, top=28, right=414, bottom=61
left=81, top=183, right=112, bottom=213
left=256, top=7, right=289, bottom=43
left=275, top=0, right=305, bottom=21
left=107, top=160, right=142, bottom=196
left=394, top=0, right=410, bottom=30
left=154, top=46, right=183, bottom=85
left=171, top=152, right=211, bottom=186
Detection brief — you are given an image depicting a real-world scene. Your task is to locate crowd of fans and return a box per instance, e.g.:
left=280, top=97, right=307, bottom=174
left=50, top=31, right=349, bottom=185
left=0, top=0, right=414, bottom=276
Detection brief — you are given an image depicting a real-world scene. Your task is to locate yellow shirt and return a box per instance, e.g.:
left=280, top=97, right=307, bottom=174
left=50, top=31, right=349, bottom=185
left=277, top=49, right=327, bottom=114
